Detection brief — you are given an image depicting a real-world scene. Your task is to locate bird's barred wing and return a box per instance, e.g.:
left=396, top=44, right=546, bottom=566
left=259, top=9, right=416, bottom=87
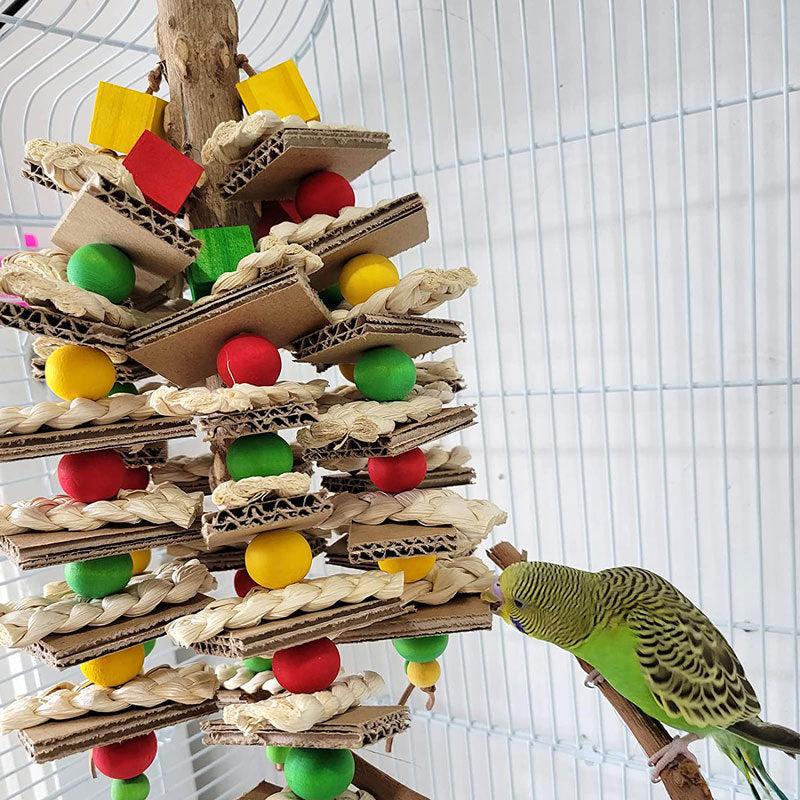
left=626, top=598, right=760, bottom=730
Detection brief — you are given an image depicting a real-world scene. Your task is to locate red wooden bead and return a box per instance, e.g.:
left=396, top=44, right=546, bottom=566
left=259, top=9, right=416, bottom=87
left=216, top=333, right=281, bottom=387
left=57, top=450, right=127, bottom=503
left=294, top=171, right=355, bottom=219
left=234, top=568, right=259, bottom=597
left=121, top=466, right=149, bottom=491
left=256, top=200, right=301, bottom=240
left=92, top=732, right=157, bottom=780
left=272, top=637, right=340, bottom=694
left=122, top=130, right=203, bottom=215
left=367, top=448, right=427, bottom=493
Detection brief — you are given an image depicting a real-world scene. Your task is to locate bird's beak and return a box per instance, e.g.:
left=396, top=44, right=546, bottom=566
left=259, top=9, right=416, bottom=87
left=481, top=580, right=504, bottom=614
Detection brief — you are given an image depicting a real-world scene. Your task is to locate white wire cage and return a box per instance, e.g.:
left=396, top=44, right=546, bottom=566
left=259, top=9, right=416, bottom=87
left=0, top=0, right=798, bottom=799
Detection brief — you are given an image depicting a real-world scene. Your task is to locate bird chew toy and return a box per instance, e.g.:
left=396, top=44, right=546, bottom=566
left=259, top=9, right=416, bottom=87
left=57, top=449, right=127, bottom=502
left=353, top=346, right=417, bottom=401
left=67, top=243, right=136, bottom=303
left=294, top=171, right=355, bottom=219
left=64, top=553, right=134, bottom=598
left=338, top=253, right=399, bottom=305
left=244, top=529, right=312, bottom=589
left=217, top=333, right=282, bottom=387
left=272, top=638, right=341, bottom=694
left=367, top=448, right=427, bottom=492
left=236, top=59, right=319, bottom=119
left=44, top=344, right=116, bottom=401
left=226, top=432, right=294, bottom=480
left=88, top=81, right=167, bottom=154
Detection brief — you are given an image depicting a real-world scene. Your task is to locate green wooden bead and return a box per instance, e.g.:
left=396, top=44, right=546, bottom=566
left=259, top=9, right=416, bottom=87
left=354, top=347, right=416, bottom=401
left=226, top=433, right=293, bottom=480
left=143, top=639, right=156, bottom=657
left=108, top=382, right=138, bottom=395
left=265, top=745, right=290, bottom=765
left=65, top=554, right=133, bottom=599
left=244, top=656, right=273, bottom=673
left=284, top=748, right=354, bottom=800
left=67, top=243, right=135, bottom=304
left=318, top=283, right=343, bottom=310
left=392, top=634, right=449, bottom=663
left=110, top=774, right=150, bottom=800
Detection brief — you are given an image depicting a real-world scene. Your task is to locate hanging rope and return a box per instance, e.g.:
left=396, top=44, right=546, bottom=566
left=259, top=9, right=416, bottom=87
left=234, top=53, right=257, bottom=77
left=146, top=61, right=166, bottom=94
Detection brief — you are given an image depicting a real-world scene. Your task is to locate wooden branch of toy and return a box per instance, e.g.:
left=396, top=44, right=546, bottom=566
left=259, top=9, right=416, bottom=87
left=486, top=542, right=713, bottom=800
left=155, top=0, right=259, bottom=232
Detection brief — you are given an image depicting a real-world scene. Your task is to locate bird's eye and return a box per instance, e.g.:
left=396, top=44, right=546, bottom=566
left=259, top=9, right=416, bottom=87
left=513, top=598, right=524, bottom=609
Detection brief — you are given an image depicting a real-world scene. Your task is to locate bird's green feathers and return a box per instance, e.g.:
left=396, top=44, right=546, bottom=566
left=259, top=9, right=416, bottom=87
left=497, top=561, right=799, bottom=798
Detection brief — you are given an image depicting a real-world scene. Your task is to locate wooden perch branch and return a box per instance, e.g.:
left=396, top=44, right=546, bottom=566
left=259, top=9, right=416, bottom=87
left=486, top=542, right=713, bottom=800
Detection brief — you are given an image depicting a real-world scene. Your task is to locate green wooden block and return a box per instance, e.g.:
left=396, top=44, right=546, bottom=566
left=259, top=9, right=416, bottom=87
left=186, top=225, right=255, bottom=301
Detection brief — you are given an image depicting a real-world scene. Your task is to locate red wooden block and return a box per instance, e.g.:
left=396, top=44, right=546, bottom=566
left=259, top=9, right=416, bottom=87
left=123, top=130, right=204, bottom=215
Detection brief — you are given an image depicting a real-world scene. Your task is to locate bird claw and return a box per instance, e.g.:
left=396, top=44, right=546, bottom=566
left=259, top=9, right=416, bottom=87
left=583, top=669, right=605, bottom=688
left=648, top=734, right=699, bottom=782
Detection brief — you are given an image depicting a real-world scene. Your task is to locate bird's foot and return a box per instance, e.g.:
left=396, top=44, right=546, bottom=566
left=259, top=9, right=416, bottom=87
left=648, top=733, right=699, bottom=783
left=583, top=669, right=606, bottom=688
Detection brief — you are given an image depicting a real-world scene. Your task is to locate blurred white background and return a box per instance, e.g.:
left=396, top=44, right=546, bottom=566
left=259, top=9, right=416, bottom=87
left=0, top=1, right=798, bottom=798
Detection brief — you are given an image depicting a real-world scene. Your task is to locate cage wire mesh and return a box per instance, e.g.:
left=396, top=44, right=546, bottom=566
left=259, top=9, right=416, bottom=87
left=0, top=0, right=798, bottom=798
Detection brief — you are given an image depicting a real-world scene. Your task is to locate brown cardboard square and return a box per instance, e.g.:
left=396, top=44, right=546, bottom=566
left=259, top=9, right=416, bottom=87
left=322, top=466, right=476, bottom=494
left=347, top=522, right=460, bottom=563
left=120, top=440, right=169, bottom=468
left=219, top=127, right=391, bottom=201
left=17, top=698, right=218, bottom=763
left=0, top=417, right=195, bottom=464
left=189, top=597, right=408, bottom=659
left=196, top=403, right=318, bottom=443
left=24, top=594, right=212, bottom=668
left=201, top=705, right=410, bottom=750
left=324, top=535, right=376, bottom=571
left=303, top=405, right=477, bottom=462
left=234, top=782, right=284, bottom=800
left=0, top=297, right=129, bottom=350
left=50, top=176, right=200, bottom=303
left=291, top=314, right=465, bottom=367
left=337, top=596, right=493, bottom=643
left=216, top=687, right=274, bottom=707
left=302, top=194, right=429, bottom=290
left=21, top=160, right=68, bottom=194
left=0, top=522, right=203, bottom=571
left=127, top=266, right=331, bottom=387
left=201, top=493, right=333, bottom=548
left=353, top=754, right=431, bottom=800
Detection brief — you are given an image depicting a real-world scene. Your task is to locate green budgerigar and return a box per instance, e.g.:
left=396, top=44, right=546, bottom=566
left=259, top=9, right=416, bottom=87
left=489, top=561, right=800, bottom=797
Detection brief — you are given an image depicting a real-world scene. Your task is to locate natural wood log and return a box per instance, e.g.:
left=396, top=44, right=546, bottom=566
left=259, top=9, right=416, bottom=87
left=486, top=542, right=714, bottom=800
left=155, top=0, right=258, bottom=233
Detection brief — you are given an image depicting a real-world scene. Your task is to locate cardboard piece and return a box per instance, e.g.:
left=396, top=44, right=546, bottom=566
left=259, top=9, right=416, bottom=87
left=50, top=175, right=200, bottom=303
left=337, top=596, right=493, bottom=644
left=322, top=466, right=476, bottom=494
left=325, top=535, right=375, bottom=571
left=195, top=403, right=318, bottom=443
left=0, top=522, right=203, bottom=571
left=201, top=705, right=410, bottom=750
left=0, top=297, right=129, bottom=350
left=189, top=597, right=407, bottom=659
left=17, top=698, right=217, bottom=764
left=21, top=159, right=68, bottom=194
left=347, top=522, right=460, bottom=564
left=127, top=266, right=331, bottom=387
left=25, top=594, right=212, bottom=668
left=120, top=440, right=169, bottom=468
left=352, top=754, right=431, bottom=800
left=201, top=493, right=334, bottom=548
left=234, top=782, right=284, bottom=800
left=216, top=687, right=274, bottom=707
left=303, top=405, right=477, bottom=462
left=0, top=416, right=195, bottom=464
left=291, top=314, right=465, bottom=367
left=219, top=127, right=391, bottom=202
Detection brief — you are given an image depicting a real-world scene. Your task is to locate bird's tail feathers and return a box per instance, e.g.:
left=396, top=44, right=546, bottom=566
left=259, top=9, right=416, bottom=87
left=713, top=732, right=790, bottom=800
left=729, top=718, right=800, bottom=756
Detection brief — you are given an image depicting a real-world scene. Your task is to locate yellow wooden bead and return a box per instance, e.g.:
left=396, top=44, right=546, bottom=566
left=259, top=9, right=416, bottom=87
left=80, top=644, right=145, bottom=687
left=378, top=555, right=436, bottom=583
left=245, top=529, right=312, bottom=589
left=407, top=659, right=441, bottom=688
left=129, top=550, right=151, bottom=575
left=338, top=254, right=399, bottom=305
left=89, top=82, right=167, bottom=154
left=236, top=60, right=319, bottom=120
left=339, top=363, right=355, bottom=383
left=44, top=344, right=116, bottom=401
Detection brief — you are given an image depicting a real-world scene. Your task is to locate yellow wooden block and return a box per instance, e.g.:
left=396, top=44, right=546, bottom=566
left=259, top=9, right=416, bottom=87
left=88, top=81, right=167, bottom=155
left=236, top=60, right=319, bottom=120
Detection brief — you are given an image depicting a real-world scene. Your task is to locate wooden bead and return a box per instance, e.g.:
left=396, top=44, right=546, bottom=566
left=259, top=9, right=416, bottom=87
left=121, top=466, right=150, bottom=491
left=378, top=555, right=436, bottom=583
left=234, top=568, right=259, bottom=597
left=392, top=634, right=449, bottom=663
left=80, top=644, right=145, bottom=687
left=265, top=745, right=290, bottom=765
left=110, top=775, right=150, bottom=800
left=89, top=82, right=167, bottom=154
left=368, top=448, right=427, bottom=493
left=354, top=347, right=416, bottom=401
left=318, top=283, right=344, bottom=310
left=143, top=639, right=156, bottom=657
left=236, top=59, right=319, bottom=120
left=272, top=638, right=340, bottom=694
left=45, top=344, right=116, bottom=401
left=226, top=433, right=293, bottom=480
left=109, top=382, right=138, bottom=395
left=243, top=656, right=273, bottom=673
left=256, top=200, right=300, bottom=240
left=406, top=659, right=441, bottom=688
left=284, top=748, right=355, bottom=800
left=57, top=449, right=127, bottom=502
left=295, top=171, right=355, bottom=219
left=245, top=529, right=312, bottom=589
left=65, top=554, right=133, bottom=599
left=128, top=550, right=151, bottom=575
left=338, top=253, right=399, bottom=305
left=216, top=333, right=281, bottom=387
left=186, top=225, right=255, bottom=301
left=338, top=363, right=355, bottom=383
left=92, top=732, right=157, bottom=780
left=67, top=243, right=135, bottom=303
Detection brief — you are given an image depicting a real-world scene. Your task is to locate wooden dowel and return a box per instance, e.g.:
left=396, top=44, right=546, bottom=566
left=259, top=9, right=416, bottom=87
left=486, top=542, right=713, bottom=799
